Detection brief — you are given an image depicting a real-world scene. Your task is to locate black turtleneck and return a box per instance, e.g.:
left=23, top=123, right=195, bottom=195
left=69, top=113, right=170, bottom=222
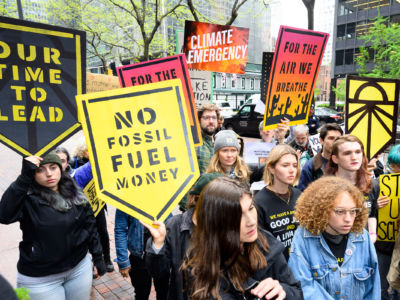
left=322, top=232, right=348, bottom=266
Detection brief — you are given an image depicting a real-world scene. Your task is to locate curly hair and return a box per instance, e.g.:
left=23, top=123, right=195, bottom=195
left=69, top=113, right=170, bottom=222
left=325, top=135, right=371, bottom=193
left=207, top=150, right=250, bottom=182
left=263, top=144, right=300, bottom=185
left=295, top=176, right=368, bottom=235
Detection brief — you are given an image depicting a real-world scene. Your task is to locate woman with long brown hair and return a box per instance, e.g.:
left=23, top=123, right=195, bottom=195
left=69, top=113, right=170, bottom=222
left=181, top=177, right=302, bottom=300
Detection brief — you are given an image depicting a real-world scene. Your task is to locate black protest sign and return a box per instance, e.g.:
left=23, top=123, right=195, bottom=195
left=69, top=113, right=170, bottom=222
left=260, top=52, right=274, bottom=104
left=0, top=16, right=86, bottom=156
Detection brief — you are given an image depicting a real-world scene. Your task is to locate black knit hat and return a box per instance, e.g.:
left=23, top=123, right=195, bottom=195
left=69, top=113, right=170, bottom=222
left=40, top=151, right=63, bottom=170
left=189, top=173, right=223, bottom=195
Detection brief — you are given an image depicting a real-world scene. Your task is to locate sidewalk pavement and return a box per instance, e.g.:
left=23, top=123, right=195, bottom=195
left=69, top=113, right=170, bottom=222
left=90, top=205, right=157, bottom=300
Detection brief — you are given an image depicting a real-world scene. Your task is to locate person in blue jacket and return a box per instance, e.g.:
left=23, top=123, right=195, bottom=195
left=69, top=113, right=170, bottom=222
left=74, top=161, right=114, bottom=273
left=114, top=209, right=168, bottom=300
left=288, top=176, right=380, bottom=300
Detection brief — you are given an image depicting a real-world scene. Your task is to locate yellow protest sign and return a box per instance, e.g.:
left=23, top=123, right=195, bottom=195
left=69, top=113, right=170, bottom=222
left=378, top=173, right=400, bottom=242
left=346, top=75, right=400, bottom=160
left=83, top=179, right=106, bottom=217
left=76, top=79, right=199, bottom=225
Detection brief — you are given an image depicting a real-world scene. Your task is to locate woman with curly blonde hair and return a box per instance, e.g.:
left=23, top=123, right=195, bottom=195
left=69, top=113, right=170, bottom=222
left=288, top=176, right=380, bottom=300
left=206, top=130, right=250, bottom=182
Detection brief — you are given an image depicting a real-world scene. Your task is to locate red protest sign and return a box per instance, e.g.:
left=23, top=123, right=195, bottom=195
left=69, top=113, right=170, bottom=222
left=263, top=26, right=328, bottom=130
left=183, top=21, right=249, bottom=74
left=116, top=54, right=201, bottom=146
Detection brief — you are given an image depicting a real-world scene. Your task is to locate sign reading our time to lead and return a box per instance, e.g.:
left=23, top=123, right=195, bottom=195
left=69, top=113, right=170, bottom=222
left=76, top=80, right=199, bottom=225
left=0, top=16, right=86, bottom=156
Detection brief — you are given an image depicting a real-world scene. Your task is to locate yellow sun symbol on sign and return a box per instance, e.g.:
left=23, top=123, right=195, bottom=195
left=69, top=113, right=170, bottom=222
left=345, top=75, right=400, bottom=160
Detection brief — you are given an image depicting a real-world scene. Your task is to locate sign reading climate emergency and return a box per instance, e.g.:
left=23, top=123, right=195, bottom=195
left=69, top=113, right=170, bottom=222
left=183, top=21, right=249, bottom=74
left=76, top=80, right=199, bottom=224
left=378, top=173, right=400, bottom=242
left=0, top=16, right=86, bottom=156
left=263, top=26, right=328, bottom=130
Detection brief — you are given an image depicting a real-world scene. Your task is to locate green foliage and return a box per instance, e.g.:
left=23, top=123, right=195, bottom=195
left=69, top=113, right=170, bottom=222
left=331, top=80, right=346, bottom=102
left=355, top=15, right=400, bottom=79
left=14, top=287, right=31, bottom=300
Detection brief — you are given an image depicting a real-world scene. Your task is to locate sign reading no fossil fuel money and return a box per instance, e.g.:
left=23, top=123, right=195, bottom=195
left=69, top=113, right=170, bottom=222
left=76, top=80, right=199, bottom=224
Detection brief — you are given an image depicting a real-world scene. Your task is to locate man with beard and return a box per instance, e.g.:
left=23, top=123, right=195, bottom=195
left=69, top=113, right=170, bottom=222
left=179, top=103, right=219, bottom=211
left=196, top=103, right=220, bottom=174
left=288, top=125, right=314, bottom=158
left=297, top=123, right=343, bottom=191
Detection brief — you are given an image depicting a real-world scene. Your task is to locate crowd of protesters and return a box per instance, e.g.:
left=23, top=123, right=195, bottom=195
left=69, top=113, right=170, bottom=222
left=2, top=100, right=400, bottom=300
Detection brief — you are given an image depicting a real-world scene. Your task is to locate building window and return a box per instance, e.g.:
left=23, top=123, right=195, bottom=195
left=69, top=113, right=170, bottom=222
left=345, top=49, right=354, bottom=65
left=391, top=14, right=400, bottom=24
left=213, top=73, right=216, bottom=89
left=338, top=0, right=355, bottom=16
left=241, top=78, right=245, bottom=90
left=346, top=23, right=355, bottom=39
left=250, top=78, right=254, bottom=90
left=221, top=74, right=226, bottom=88
left=231, top=75, right=236, bottom=88
left=337, top=24, right=346, bottom=41
left=336, top=50, right=344, bottom=66
left=357, top=0, right=370, bottom=11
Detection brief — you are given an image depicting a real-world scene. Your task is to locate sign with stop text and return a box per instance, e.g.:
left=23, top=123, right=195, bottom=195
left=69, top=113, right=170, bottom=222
left=117, top=54, right=201, bottom=146
left=378, top=173, right=400, bottom=242
left=263, top=26, right=328, bottom=130
left=76, top=79, right=199, bottom=224
left=0, top=16, right=86, bottom=156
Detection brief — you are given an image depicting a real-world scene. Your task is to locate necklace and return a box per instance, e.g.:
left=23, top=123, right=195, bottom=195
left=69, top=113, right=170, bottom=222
left=267, top=187, right=291, bottom=205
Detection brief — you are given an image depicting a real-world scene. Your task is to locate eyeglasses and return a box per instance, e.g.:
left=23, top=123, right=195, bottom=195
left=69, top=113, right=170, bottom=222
left=201, top=116, right=217, bottom=121
left=333, top=208, right=363, bottom=217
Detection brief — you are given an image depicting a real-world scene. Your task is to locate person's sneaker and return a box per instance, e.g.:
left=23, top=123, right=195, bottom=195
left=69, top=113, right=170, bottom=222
left=105, top=261, right=114, bottom=272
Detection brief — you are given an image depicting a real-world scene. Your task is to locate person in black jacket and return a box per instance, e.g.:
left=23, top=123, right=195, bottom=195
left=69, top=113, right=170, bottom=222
left=143, top=173, right=223, bottom=300
left=144, top=176, right=302, bottom=300
left=254, top=144, right=301, bottom=260
left=0, top=152, right=106, bottom=300
left=181, top=177, right=302, bottom=300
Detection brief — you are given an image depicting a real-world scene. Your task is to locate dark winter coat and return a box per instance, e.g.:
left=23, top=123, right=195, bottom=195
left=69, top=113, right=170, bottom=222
left=0, top=159, right=104, bottom=277
left=218, top=230, right=303, bottom=300
left=145, top=209, right=302, bottom=300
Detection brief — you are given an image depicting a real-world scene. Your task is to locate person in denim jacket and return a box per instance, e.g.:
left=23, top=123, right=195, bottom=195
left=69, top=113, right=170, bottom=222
left=114, top=210, right=168, bottom=300
left=288, top=176, right=380, bottom=300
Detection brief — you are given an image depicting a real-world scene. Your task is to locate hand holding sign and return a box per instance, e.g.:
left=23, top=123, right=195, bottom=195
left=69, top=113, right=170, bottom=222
left=76, top=79, right=199, bottom=225
left=140, top=220, right=166, bottom=249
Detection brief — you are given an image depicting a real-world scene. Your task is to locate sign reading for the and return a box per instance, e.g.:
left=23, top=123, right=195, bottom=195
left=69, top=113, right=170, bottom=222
left=76, top=80, right=199, bottom=224
left=183, top=21, right=249, bottom=74
left=0, top=16, right=86, bottom=156
left=263, top=26, right=328, bottom=130
left=378, top=173, right=400, bottom=242
left=117, top=54, right=202, bottom=146
left=345, top=75, right=400, bottom=160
